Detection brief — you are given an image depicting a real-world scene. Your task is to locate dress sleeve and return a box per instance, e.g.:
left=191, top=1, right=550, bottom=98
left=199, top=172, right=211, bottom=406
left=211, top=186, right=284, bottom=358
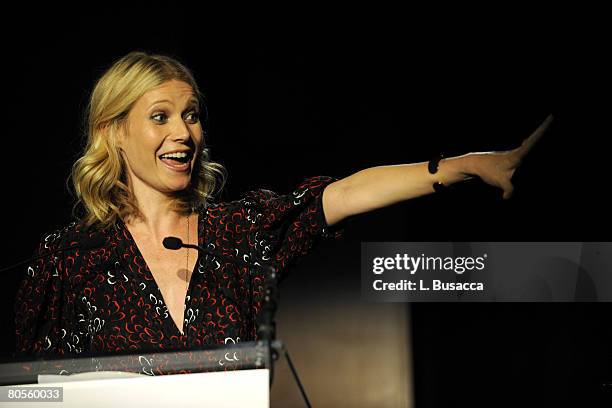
left=14, top=225, right=86, bottom=359
left=241, top=175, right=345, bottom=278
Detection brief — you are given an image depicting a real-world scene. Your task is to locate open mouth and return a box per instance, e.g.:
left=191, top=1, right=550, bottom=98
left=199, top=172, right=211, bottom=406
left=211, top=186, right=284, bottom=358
left=158, top=151, right=194, bottom=171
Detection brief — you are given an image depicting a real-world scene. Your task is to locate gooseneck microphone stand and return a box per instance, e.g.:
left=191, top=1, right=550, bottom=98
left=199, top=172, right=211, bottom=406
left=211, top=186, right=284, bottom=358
left=256, top=265, right=312, bottom=408
left=163, top=236, right=312, bottom=408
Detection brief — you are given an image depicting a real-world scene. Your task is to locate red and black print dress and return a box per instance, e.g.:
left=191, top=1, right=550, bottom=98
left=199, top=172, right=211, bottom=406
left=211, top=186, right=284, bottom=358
left=13, top=176, right=343, bottom=374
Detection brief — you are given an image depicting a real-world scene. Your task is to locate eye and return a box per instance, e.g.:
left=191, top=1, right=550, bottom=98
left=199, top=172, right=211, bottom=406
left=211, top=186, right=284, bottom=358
left=185, top=110, right=200, bottom=123
left=151, top=112, right=168, bottom=123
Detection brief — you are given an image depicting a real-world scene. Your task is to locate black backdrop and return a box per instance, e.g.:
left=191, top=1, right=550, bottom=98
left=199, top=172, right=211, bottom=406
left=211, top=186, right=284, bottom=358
left=2, top=6, right=610, bottom=407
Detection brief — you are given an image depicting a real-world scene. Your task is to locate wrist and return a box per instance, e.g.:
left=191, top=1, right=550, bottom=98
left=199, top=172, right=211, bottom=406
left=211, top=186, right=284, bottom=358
left=441, top=153, right=479, bottom=181
left=461, top=153, right=482, bottom=178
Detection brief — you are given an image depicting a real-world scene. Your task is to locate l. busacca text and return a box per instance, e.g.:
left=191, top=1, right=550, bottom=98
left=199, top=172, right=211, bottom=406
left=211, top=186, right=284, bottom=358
left=373, top=279, right=485, bottom=291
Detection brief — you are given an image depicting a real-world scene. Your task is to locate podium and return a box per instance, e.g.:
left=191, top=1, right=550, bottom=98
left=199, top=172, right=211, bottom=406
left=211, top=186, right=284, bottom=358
left=0, top=341, right=271, bottom=407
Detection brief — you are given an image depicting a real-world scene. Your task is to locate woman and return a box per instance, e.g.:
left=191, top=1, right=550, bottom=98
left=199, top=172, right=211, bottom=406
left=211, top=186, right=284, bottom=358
left=14, top=51, right=550, bottom=365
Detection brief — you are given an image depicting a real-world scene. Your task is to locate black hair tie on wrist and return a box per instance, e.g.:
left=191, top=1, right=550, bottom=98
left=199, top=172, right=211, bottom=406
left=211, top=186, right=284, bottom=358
left=428, top=152, right=444, bottom=174
left=428, top=153, right=448, bottom=192
left=432, top=181, right=447, bottom=192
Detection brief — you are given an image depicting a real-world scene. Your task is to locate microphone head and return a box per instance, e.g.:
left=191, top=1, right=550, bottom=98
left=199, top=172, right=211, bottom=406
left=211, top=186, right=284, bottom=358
left=163, top=236, right=183, bottom=250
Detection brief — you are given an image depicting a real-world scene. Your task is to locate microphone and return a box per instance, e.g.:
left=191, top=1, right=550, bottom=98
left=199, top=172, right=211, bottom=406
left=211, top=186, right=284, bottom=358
left=161, top=236, right=183, bottom=250
left=163, top=236, right=274, bottom=341
left=0, top=233, right=106, bottom=274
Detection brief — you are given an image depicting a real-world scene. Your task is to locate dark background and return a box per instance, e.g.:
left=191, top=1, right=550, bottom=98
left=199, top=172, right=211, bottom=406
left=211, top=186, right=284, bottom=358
left=2, top=5, right=610, bottom=407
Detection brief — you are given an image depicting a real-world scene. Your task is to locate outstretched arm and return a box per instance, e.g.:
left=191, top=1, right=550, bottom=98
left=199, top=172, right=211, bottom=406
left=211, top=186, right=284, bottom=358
left=322, top=115, right=553, bottom=227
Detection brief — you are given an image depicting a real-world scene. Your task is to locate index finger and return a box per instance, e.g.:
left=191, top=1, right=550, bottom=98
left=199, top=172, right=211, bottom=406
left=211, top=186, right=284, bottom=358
left=516, top=114, right=554, bottom=158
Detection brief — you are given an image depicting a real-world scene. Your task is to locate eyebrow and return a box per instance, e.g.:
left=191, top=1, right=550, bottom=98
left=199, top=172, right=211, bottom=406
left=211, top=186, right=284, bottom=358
left=148, top=97, right=199, bottom=109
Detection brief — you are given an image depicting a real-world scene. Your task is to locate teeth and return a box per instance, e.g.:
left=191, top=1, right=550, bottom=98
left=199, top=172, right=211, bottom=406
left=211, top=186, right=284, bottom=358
left=160, top=152, right=189, bottom=159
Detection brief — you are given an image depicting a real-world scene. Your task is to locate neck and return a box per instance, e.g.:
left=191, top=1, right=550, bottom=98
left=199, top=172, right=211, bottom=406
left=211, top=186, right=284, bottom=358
left=124, top=180, right=191, bottom=240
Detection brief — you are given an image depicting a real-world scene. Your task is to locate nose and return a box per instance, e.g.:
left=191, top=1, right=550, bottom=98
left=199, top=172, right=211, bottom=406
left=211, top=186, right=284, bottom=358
left=171, top=114, right=191, bottom=142
left=170, top=117, right=192, bottom=142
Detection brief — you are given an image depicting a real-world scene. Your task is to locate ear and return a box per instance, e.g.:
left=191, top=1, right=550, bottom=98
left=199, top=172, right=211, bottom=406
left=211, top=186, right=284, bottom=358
left=115, top=127, right=125, bottom=150
left=104, top=121, right=127, bottom=151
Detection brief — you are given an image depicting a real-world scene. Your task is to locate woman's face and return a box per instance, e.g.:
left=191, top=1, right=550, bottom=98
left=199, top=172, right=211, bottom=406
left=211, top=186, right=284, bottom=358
left=118, top=79, right=203, bottom=195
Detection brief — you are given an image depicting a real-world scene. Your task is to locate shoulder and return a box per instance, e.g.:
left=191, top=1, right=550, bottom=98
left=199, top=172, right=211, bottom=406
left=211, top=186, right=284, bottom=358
left=202, top=195, right=257, bottom=230
left=210, top=175, right=338, bottom=208
left=34, top=220, right=111, bottom=255
left=244, top=175, right=336, bottom=201
left=211, top=176, right=338, bottom=210
left=203, top=176, right=338, bottom=230
left=35, top=221, right=80, bottom=252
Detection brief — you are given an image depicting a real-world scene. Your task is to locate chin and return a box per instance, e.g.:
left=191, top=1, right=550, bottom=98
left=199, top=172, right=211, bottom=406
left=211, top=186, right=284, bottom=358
left=163, top=180, right=191, bottom=193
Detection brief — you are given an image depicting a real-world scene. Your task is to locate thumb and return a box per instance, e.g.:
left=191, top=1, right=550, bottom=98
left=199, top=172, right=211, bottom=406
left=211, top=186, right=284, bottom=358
left=502, top=181, right=515, bottom=200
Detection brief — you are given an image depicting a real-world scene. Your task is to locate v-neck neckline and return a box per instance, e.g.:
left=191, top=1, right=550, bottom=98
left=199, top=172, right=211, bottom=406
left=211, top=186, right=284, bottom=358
left=118, top=212, right=205, bottom=338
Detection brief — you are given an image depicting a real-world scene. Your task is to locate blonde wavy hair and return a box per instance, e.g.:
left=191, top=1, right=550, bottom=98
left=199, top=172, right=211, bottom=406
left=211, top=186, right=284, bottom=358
left=71, top=51, right=227, bottom=230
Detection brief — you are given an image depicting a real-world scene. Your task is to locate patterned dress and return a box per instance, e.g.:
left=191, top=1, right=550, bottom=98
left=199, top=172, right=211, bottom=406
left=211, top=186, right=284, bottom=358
left=13, top=176, right=343, bottom=375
